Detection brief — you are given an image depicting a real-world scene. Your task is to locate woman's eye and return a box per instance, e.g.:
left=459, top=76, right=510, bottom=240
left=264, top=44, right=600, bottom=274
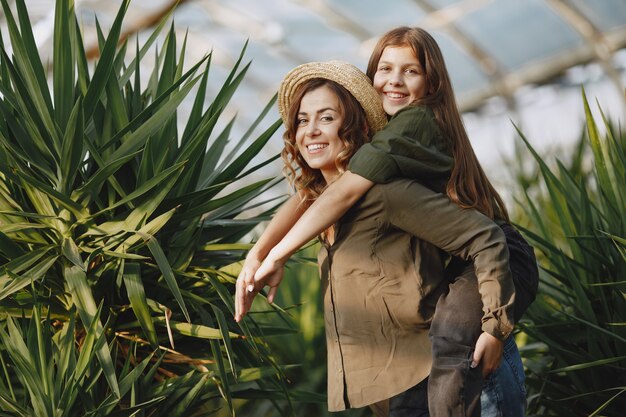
left=321, top=115, right=334, bottom=122
left=296, top=118, right=308, bottom=126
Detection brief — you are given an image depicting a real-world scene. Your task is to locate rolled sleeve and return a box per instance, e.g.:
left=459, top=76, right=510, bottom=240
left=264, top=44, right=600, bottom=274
left=347, top=143, right=400, bottom=183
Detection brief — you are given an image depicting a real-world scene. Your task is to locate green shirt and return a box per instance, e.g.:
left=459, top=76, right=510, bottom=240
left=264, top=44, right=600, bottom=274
left=348, top=105, right=453, bottom=191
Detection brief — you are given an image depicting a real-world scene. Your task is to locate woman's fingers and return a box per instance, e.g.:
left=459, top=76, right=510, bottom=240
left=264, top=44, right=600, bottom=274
left=235, top=272, right=247, bottom=322
left=267, top=286, right=278, bottom=304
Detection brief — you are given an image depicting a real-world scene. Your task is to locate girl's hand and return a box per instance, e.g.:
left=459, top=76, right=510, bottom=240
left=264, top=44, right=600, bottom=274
left=234, top=257, right=261, bottom=322
left=471, top=332, right=504, bottom=377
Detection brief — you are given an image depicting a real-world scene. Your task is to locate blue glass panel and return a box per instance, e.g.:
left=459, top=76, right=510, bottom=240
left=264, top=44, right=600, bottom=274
left=327, top=0, right=427, bottom=35
left=568, top=0, right=626, bottom=31
left=456, top=0, right=584, bottom=70
left=431, top=31, right=490, bottom=94
left=429, top=0, right=465, bottom=7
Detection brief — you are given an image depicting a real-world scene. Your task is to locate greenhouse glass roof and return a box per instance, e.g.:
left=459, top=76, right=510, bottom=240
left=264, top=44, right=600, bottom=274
left=5, top=0, right=626, bottom=111
left=2, top=0, right=626, bottom=172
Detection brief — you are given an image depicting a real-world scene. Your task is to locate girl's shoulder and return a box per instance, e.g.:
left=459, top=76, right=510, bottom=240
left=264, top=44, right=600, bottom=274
left=387, top=104, right=438, bottom=131
left=390, top=104, right=435, bottom=120
left=383, top=104, right=444, bottom=149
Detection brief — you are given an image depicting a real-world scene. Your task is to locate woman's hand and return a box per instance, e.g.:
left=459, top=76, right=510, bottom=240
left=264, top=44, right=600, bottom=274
left=471, top=332, right=504, bottom=377
left=234, top=252, right=286, bottom=322
left=252, top=252, right=286, bottom=304
left=234, top=257, right=261, bottom=322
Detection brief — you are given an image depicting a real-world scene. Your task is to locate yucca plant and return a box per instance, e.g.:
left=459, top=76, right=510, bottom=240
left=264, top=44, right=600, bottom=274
left=511, top=92, right=626, bottom=416
left=0, top=0, right=298, bottom=415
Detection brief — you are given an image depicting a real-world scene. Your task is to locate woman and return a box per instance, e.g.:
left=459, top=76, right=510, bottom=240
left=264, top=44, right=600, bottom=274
left=239, top=61, right=514, bottom=416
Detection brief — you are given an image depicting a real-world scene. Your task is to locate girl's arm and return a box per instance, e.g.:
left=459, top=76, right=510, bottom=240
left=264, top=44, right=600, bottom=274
left=243, top=172, right=374, bottom=306
left=380, top=180, right=514, bottom=372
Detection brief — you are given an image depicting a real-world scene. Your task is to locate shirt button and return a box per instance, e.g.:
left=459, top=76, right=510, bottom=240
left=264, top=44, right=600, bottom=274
left=338, top=369, right=343, bottom=374
left=334, top=339, right=339, bottom=343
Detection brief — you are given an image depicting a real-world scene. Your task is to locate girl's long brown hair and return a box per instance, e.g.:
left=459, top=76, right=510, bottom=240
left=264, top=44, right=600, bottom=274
left=366, top=26, right=509, bottom=221
left=281, top=78, right=371, bottom=208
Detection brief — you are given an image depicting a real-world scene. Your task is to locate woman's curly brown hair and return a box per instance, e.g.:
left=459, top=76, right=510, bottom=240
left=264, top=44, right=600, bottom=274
left=280, top=78, right=372, bottom=208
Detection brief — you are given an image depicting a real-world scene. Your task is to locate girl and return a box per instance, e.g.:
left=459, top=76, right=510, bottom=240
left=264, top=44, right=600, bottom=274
left=257, top=61, right=514, bottom=416
left=236, top=27, right=537, bottom=417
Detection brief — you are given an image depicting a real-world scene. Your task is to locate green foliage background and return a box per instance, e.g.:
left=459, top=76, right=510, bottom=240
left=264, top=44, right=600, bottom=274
left=510, top=95, right=626, bottom=417
left=0, top=0, right=300, bottom=416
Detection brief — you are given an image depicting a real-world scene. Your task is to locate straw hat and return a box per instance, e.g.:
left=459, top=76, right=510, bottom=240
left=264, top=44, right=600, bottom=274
left=278, top=60, right=387, bottom=133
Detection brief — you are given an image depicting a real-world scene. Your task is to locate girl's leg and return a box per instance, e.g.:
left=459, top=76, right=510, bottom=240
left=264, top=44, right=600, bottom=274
left=481, top=336, right=527, bottom=417
left=428, top=262, right=484, bottom=417
left=429, top=223, right=536, bottom=417
left=389, top=378, right=429, bottom=417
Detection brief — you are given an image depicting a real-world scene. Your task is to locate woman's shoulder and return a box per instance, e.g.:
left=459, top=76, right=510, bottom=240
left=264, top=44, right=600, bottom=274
left=369, top=178, right=433, bottom=199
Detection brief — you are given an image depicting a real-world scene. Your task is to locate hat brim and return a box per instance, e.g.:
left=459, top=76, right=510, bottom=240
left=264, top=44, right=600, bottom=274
left=278, top=61, right=387, bottom=133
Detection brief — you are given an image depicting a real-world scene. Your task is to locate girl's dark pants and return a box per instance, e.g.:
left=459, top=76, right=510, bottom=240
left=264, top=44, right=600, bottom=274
left=390, top=224, right=539, bottom=417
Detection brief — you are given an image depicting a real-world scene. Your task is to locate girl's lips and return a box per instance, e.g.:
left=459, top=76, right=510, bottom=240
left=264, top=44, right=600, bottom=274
left=384, top=92, right=408, bottom=99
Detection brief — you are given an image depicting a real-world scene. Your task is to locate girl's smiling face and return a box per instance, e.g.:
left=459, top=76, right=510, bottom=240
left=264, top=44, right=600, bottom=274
left=295, top=85, right=345, bottom=182
left=373, top=46, right=428, bottom=116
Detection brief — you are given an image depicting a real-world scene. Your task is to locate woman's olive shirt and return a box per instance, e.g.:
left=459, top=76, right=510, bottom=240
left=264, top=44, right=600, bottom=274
left=319, top=179, right=513, bottom=411
left=348, top=105, right=515, bottom=341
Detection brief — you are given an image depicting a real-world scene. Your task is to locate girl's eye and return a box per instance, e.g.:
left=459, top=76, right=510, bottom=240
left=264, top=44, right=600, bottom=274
left=377, top=66, right=390, bottom=72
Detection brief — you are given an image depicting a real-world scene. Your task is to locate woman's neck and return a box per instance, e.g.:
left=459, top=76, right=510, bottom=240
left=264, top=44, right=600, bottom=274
left=321, top=168, right=339, bottom=184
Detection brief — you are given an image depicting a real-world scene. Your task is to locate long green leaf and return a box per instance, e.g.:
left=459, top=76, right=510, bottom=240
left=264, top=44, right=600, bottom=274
left=59, top=97, right=85, bottom=195
left=0, top=316, right=50, bottom=416
left=152, top=318, right=241, bottom=339
left=140, top=232, right=190, bottom=323
left=64, top=265, right=120, bottom=397
left=177, top=178, right=273, bottom=221
left=53, top=0, right=75, bottom=131
left=108, top=74, right=202, bottom=161
left=123, top=262, right=158, bottom=346
left=0, top=255, right=57, bottom=301
left=83, top=0, right=130, bottom=119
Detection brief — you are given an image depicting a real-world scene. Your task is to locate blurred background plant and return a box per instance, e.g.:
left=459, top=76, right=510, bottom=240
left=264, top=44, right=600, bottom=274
left=0, top=0, right=303, bottom=415
left=508, top=92, right=626, bottom=417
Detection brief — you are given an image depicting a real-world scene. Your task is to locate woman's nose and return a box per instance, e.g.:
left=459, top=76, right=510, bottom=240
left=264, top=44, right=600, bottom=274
left=306, top=121, right=320, bottom=136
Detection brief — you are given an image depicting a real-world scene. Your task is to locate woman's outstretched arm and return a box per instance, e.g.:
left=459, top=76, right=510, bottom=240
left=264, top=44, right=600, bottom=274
left=238, top=171, right=374, bottom=317
left=235, top=193, right=304, bottom=322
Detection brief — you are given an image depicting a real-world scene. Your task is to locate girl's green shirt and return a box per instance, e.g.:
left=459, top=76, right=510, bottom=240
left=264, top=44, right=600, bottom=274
left=348, top=104, right=453, bottom=192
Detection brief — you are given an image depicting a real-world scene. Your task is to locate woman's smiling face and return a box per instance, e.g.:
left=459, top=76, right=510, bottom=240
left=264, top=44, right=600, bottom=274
left=295, top=85, right=345, bottom=182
